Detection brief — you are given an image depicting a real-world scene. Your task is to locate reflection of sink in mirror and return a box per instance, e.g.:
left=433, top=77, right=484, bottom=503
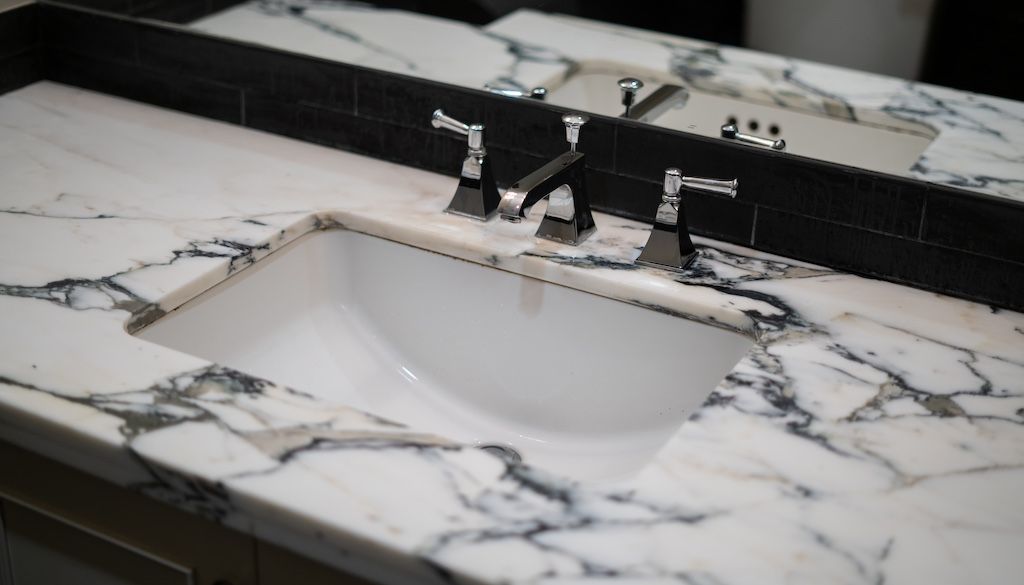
left=546, top=66, right=938, bottom=175
left=137, top=230, right=753, bottom=482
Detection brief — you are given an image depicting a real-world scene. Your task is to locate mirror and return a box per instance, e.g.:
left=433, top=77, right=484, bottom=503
left=60, top=0, right=1023, bottom=203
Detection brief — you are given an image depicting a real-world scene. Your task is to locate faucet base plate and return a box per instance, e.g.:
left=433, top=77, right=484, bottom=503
left=635, top=250, right=698, bottom=273
left=536, top=213, right=596, bottom=246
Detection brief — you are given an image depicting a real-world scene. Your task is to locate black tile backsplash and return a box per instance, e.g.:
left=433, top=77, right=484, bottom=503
left=922, top=190, right=1024, bottom=264
left=135, top=28, right=356, bottom=111
left=132, top=0, right=210, bottom=23
left=0, top=3, right=41, bottom=95
left=48, top=48, right=243, bottom=123
left=759, top=157, right=927, bottom=237
left=3, top=1, right=1022, bottom=311
left=0, top=49, right=42, bottom=95
left=754, top=208, right=1019, bottom=308
left=0, top=3, right=38, bottom=60
left=42, top=5, right=138, bottom=64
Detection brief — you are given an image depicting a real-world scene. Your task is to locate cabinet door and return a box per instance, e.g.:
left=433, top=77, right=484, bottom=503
left=4, top=500, right=192, bottom=585
left=0, top=441, right=256, bottom=585
left=258, top=541, right=376, bottom=585
left=0, top=501, right=13, bottom=585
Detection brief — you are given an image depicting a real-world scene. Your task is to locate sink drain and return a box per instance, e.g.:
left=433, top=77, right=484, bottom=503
left=477, top=443, right=522, bottom=465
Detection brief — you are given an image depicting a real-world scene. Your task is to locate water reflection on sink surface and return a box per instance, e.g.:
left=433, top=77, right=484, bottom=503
left=546, top=67, right=937, bottom=175
left=137, top=230, right=753, bottom=481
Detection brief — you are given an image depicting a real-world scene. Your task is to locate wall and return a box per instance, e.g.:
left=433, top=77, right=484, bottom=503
left=745, top=0, right=935, bottom=79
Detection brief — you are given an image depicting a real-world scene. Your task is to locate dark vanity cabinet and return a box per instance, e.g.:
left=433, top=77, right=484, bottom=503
left=0, top=442, right=372, bottom=585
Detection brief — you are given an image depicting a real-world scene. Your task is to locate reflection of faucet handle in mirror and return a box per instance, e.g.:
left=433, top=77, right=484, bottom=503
left=721, top=123, right=786, bottom=151
left=561, top=113, right=588, bottom=153
left=618, top=78, right=644, bottom=117
left=483, top=83, right=547, bottom=100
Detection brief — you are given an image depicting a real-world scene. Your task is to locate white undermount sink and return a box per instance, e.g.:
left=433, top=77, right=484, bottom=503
left=137, top=230, right=753, bottom=481
left=545, top=67, right=937, bottom=175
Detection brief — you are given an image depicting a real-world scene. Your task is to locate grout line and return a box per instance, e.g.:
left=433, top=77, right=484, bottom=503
left=750, top=205, right=758, bottom=246
left=917, top=193, right=928, bottom=240
left=351, top=73, right=358, bottom=117
left=610, top=123, right=618, bottom=174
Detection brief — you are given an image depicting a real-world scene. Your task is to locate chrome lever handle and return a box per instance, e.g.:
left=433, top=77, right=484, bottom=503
left=561, top=113, right=588, bottom=153
left=431, top=108, right=469, bottom=135
left=432, top=109, right=484, bottom=152
left=618, top=77, right=644, bottom=117
left=721, top=124, right=786, bottom=151
left=484, top=84, right=548, bottom=100
left=663, top=168, right=739, bottom=200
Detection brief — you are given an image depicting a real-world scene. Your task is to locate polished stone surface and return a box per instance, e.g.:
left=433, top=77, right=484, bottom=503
left=1, top=82, right=1022, bottom=584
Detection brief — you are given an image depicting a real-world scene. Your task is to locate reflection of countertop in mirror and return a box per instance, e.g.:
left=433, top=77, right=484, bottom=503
left=192, top=3, right=1024, bottom=203
left=3, top=81, right=1023, bottom=585
left=190, top=2, right=569, bottom=94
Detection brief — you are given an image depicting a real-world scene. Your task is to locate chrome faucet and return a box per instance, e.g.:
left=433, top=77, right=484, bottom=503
left=431, top=108, right=500, bottom=220
left=636, top=168, right=738, bottom=271
left=497, top=113, right=596, bottom=245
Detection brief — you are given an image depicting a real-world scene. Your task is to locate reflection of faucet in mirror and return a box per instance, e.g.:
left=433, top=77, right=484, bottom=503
left=618, top=82, right=692, bottom=123
left=498, top=113, right=597, bottom=245
left=484, top=84, right=548, bottom=100
left=721, top=124, right=786, bottom=151
left=616, top=78, right=689, bottom=123
left=618, top=77, right=644, bottom=117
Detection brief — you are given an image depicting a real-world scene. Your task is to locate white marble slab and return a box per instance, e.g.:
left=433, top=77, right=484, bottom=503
left=191, top=2, right=1024, bottom=204
left=1, top=82, right=1023, bottom=585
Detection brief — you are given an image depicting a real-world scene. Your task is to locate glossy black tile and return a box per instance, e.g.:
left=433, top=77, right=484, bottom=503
left=48, top=49, right=242, bottom=123
left=0, top=3, right=38, bottom=60
left=759, top=158, right=925, bottom=237
left=754, top=208, right=1022, bottom=310
left=40, top=4, right=137, bottom=65
left=477, top=145, right=546, bottom=190
left=137, top=26, right=355, bottom=111
left=132, top=0, right=210, bottom=24
left=245, top=92, right=464, bottom=175
left=0, top=50, right=42, bottom=96
left=922, top=189, right=1024, bottom=264
left=355, top=70, right=484, bottom=131
left=615, top=121, right=746, bottom=184
left=685, top=188, right=756, bottom=244
left=587, top=171, right=658, bottom=223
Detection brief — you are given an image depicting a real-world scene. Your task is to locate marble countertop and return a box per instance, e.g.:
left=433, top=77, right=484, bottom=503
left=191, top=2, right=1024, bottom=203
left=2, top=82, right=1024, bottom=584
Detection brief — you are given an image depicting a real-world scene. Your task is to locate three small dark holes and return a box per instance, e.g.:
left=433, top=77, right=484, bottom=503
left=726, top=115, right=781, bottom=136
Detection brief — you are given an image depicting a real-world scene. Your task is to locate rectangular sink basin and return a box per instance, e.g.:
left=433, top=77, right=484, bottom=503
left=546, top=69, right=937, bottom=176
left=137, top=230, right=753, bottom=481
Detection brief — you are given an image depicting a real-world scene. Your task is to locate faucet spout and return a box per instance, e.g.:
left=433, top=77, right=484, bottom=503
left=498, top=151, right=595, bottom=245
left=498, top=152, right=580, bottom=221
